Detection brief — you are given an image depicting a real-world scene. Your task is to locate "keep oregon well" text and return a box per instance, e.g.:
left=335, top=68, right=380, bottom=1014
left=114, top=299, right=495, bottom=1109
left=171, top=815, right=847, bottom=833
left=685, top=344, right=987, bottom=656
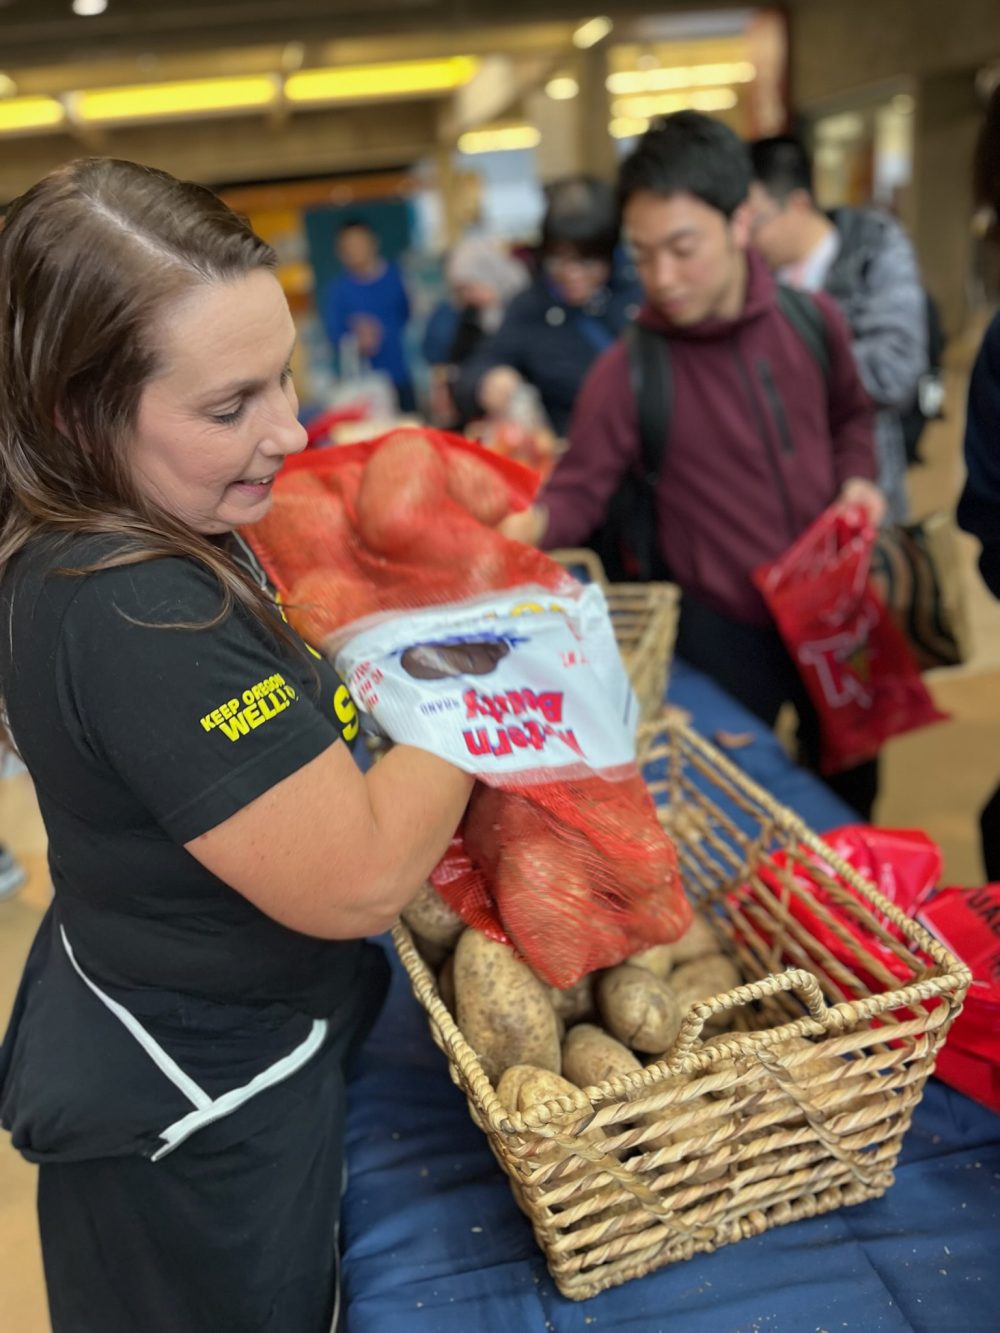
left=200, top=674, right=297, bottom=742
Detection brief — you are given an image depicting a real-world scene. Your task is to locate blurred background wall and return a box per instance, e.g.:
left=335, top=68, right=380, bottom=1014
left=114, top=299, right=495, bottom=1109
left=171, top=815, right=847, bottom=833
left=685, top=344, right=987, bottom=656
left=0, top=0, right=995, bottom=387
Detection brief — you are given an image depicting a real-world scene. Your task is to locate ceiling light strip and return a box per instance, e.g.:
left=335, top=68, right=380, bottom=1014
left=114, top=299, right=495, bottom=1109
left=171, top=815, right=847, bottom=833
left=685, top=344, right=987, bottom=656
left=285, top=57, right=477, bottom=104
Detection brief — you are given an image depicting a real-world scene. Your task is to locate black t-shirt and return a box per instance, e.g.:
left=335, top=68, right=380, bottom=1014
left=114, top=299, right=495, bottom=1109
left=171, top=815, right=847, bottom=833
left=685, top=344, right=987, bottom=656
left=0, top=532, right=362, bottom=1018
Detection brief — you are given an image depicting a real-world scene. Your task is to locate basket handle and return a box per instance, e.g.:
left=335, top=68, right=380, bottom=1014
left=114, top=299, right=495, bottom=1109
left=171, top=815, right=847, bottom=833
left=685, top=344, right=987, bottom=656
left=668, top=967, right=834, bottom=1062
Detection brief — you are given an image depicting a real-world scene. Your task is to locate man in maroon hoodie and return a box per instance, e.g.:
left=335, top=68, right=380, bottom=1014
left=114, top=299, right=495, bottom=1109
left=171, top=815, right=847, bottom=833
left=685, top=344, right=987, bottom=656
left=504, top=112, right=884, bottom=815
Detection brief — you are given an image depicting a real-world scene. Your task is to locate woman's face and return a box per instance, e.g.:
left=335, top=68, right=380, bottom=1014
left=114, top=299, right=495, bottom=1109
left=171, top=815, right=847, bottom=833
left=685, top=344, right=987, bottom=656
left=129, top=270, right=307, bottom=535
left=544, top=247, right=611, bottom=307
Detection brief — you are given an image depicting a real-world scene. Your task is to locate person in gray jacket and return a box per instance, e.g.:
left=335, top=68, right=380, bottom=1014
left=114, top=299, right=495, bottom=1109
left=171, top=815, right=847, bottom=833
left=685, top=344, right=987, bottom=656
left=748, top=135, right=927, bottom=524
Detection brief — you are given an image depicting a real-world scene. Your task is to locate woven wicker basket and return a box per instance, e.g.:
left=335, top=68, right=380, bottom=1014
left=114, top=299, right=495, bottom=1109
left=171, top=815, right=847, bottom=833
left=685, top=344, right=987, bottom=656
left=393, top=713, right=971, bottom=1301
left=549, top=548, right=678, bottom=723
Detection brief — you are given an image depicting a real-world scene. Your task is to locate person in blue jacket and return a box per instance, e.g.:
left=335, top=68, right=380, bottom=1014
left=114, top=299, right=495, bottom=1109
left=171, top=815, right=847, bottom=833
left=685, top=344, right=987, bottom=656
left=453, top=176, right=642, bottom=436
left=319, top=217, right=416, bottom=412
left=957, top=82, right=1000, bottom=878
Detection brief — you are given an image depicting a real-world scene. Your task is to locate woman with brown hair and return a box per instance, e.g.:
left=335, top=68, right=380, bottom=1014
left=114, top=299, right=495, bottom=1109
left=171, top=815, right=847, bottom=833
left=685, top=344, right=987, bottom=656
left=0, top=158, right=473, bottom=1331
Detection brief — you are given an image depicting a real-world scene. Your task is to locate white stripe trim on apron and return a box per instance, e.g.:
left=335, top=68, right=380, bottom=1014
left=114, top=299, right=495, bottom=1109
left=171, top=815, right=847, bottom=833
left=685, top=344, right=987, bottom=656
left=59, top=925, right=328, bottom=1162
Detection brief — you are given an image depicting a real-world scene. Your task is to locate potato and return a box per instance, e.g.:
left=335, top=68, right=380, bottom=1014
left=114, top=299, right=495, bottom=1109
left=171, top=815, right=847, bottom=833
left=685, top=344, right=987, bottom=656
left=547, top=974, right=596, bottom=1026
left=496, top=1064, right=582, bottom=1113
left=454, top=929, right=561, bottom=1082
left=669, top=955, right=742, bottom=1007
left=444, top=449, right=511, bottom=526
left=562, top=1024, right=642, bottom=1088
left=672, top=913, right=722, bottom=966
left=627, top=944, right=674, bottom=980
left=496, top=1065, right=602, bottom=1157
left=597, top=964, right=684, bottom=1054
left=286, top=568, right=377, bottom=646
left=437, top=955, right=456, bottom=1016
left=670, top=954, right=743, bottom=1037
left=401, top=881, right=465, bottom=948
left=500, top=840, right=595, bottom=989
left=355, top=432, right=447, bottom=556
left=410, top=930, right=450, bottom=971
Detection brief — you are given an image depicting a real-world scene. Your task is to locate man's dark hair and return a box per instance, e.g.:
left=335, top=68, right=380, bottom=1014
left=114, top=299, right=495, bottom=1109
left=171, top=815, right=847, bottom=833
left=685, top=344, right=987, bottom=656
left=749, top=135, right=816, bottom=202
left=540, top=175, right=620, bottom=263
left=337, top=215, right=375, bottom=237
left=618, top=111, right=751, bottom=218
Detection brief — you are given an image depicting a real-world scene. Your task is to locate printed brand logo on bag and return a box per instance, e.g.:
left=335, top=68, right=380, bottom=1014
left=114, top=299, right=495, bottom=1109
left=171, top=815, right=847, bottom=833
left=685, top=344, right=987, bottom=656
left=797, top=607, right=879, bottom=709
left=462, top=687, right=583, bottom=760
left=336, top=583, right=638, bottom=781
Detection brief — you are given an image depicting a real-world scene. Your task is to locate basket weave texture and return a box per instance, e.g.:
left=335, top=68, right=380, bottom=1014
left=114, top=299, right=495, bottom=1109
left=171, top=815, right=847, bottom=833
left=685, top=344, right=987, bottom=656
left=393, top=714, right=971, bottom=1301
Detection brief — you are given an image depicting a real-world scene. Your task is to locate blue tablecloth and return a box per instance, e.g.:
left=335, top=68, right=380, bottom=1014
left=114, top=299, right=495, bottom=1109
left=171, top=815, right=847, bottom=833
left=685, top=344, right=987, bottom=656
left=342, top=660, right=999, bottom=1332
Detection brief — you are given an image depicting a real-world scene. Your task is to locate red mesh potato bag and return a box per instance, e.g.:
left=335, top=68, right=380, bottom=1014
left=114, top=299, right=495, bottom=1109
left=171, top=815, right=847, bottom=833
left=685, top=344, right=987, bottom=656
left=244, top=428, right=689, bottom=987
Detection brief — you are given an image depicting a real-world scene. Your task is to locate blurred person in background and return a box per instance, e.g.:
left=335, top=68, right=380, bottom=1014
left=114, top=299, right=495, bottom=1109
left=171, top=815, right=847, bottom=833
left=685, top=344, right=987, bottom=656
left=502, top=113, right=884, bottom=817
left=422, top=236, right=528, bottom=428
left=0, top=158, right=473, bottom=1332
left=319, top=216, right=416, bottom=412
left=748, top=134, right=928, bottom=522
left=0, top=721, right=25, bottom=899
left=453, top=176, right=641, bottom=437
left=0, top=843, right=25, bottom=899
left=957, top=82, right=1000, bottom=879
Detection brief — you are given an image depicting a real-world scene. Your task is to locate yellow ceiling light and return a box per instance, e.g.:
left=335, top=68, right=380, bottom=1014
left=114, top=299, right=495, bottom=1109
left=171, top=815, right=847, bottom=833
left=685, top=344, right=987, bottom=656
left=75, top=75, right=278, bottom=123
left=606, top=62, right=755, bottom=96
left=611, top=93, right=684, bottom=119
left=458, top=123, right=541, bottom=154
left=285, top=57, right=477, bottom=104
left=690, top=88, right=739, bottom=112
left=0, top=95, right=65, bottom=133
left=573, top=17, right=613, bottom=50
left=609, top=115, right=649, bottom=140
left=611, top=88, right=738, bottom=120
left=545, top=75, right=580, bottom=101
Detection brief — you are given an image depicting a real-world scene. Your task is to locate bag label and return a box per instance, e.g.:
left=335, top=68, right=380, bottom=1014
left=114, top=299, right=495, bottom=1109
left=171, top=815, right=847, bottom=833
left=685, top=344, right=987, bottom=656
left=335, top=583, right=638, bottom=781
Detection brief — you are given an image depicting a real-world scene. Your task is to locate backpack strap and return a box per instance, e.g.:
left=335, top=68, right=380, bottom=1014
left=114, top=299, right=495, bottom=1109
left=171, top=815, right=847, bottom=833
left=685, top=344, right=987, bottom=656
left=625, top=321, right=672, bottom=487
left=776, top=284, right=831, bottom=383
left=614, top=321, right=672, bottom=582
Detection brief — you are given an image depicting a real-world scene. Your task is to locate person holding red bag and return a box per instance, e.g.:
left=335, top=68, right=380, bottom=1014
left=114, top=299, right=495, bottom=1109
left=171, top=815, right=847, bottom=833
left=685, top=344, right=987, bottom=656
left=503, top=113, right=885, bottom=816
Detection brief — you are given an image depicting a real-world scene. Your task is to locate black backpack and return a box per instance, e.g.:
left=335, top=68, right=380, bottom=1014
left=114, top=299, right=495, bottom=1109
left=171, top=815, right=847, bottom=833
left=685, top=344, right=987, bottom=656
left=587, top=286, right=830, bottom=582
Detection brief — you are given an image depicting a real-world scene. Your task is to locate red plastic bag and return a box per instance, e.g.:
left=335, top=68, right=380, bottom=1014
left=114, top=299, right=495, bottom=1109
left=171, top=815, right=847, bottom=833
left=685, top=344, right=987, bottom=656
left=730, top=826, right=1000, bottom=1112
left=819, top=825, right=942, bottom=917
left=727, top=826, right=941, bottom=998
left=753, top=504, right=947, bottom=773
left=917, top=885, right=1000, bottom=1112
left=244, top=428, right=689, bottom=987
left=303, top=404, right=368, bottom=448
